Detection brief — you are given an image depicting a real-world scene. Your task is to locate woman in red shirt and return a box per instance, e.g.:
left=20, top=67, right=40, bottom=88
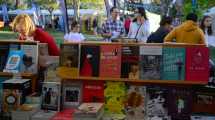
left=11, top=14, right=60, bottom=56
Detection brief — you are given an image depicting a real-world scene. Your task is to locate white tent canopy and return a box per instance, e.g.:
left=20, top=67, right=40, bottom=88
left=52, top=9, right=99, bottom=16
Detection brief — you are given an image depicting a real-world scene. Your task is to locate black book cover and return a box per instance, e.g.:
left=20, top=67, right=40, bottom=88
left=0, top=44, right=9, bottom=71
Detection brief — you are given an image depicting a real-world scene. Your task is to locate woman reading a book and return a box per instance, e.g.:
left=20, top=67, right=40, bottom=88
left=11, top=14, right=60, bottom=56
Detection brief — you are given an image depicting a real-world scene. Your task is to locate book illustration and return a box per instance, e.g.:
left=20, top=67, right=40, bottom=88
left=63, top=81, right=82, bottom=107
left=104, top=82, right=126, bottom=115
left=121, top=46, right=139, bottom=79
left=140, top=46, right=162, bottom=80
left=146, top=86, right=168, bottom=117
left=162, top=47, right=186, bottom=80
left=21, top=45, right=38, bottom=74
left=0, top=44, right=9, bottom=71
left=99, top=45, right=121, bottom=78
left=186, top=47, right=209, bottom=82
left=82, top=81, right=104, bottom=103
left=80, top=45, right=100, bottom=77
left=44, top=56, right=60, bottom=82
left=41, top=82, right=61, bottom=111
left=4, top=50, right=24, bottom=73
left=124, top=85, right=146, bottom=120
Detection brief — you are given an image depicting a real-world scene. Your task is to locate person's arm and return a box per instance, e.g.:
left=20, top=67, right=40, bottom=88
left=101, top=21, right=111, bottom=38
left=127, top=23, right=133, bottom=38
left=164, top=28, right=177, bottom=43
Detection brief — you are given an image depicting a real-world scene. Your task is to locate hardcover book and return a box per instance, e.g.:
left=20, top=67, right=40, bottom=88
left=80, top=45, right=100, bottom=77
left=167, top=87, right=192, bottom=119
left=140, top=45, right=162, bottom=80
left=63, top=81, right=82, bottom=108
left=185, top=47, right=209, bottom=82
left=20, top=45, right=38, bottom=74
left=41, top=82, right=61, bottom=111
left=121, top=45, right=139, bottom=79
left=0, top=44, right=9, bottom=71
left=125, top=85, right=146, bottom=120
left=59, top=44, right=79, bottom=77
left=104, top=82, right=126, bottom=115
left=82, top=81, right=104, bottom=102
left=162, top=47, right=186, bottom=80
left=99, top=44, right=121, bottom=78
left=3, top=50, right=24, bottom=73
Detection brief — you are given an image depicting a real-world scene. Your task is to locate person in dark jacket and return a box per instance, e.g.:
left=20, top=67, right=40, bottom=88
left=147, top=16, right=173, bottom=43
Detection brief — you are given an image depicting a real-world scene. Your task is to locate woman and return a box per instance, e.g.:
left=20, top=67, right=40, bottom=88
left=128, top=7, right=150, bottom=42
left=64, top=21, right=85, bottom=42
left=200, top=15, right=215, bottom=47
left=12, top=14, right=60, bottom=56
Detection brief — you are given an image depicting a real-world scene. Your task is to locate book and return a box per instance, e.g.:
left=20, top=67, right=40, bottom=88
left=9, top=44, right=20, bottom=51
left=0, top=44, right=9, bottom=71
left=31, top=110, right=57, bottom=120
left=121, top=45, right=139, bottom=79
left=0, top=77, right=10, bottom=112
left=185, top=47, right=209, bottom=82
left=41, top=82, right=61, bottom=111
left=3, top=50, right=24, bottom=73
left=192, top=87, right=215, bottom=114
left=82, top=81, right=104, bottom=103
left=208, top=46, right=215, bottom=86
left=63, top=81, right=82, bottom=108
left=39, top=43, right=49, bottom=56
left=162, top=47, right=186, bottom=80
left=125, top=85, right=146, bottom=120
left=80, top=45, right=100, bottom=77
left=140, top=45, right=162, bottom=80
left=59, top=44, right=79, bottom=77
left=20, top=45, right=38, bottom=74
left=44, top=56, right=60, bottom=82
left=73, top=103, right=104, bottom=120
left=167, top=87, right=192, bottom=119
left=191, top=115, right=215, bottom=120
left=146, top=86, right=168, bottom=117
left=50, top=108, right=73, bottom=120
left=99, top=44, right=121, bottom=78
left=104, top=82, right=126, bottom=115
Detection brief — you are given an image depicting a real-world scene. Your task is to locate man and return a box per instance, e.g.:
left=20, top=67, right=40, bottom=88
left=164, top=13, right=206, bottom=44
left=102, top=7, right=124, bottom=41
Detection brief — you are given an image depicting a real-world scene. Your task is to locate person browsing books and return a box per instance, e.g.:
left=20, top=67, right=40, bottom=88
left=64, top=21, right=85, bottom=42
left=11, top=14, right=60, bottom=56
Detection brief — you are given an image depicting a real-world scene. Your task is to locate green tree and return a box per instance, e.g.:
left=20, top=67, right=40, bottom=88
left=34, top=0, right=59, bottom=15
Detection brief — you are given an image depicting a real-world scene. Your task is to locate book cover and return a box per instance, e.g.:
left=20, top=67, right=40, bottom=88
left=0, top=44, right=9, bottom=71
left=9, top=44, right=20, bottom=51
left=167, top=87, right=192, bottom=119
left=146, top=86, right=168, bottom=117
left=82, top=81, right=104, bottom=102
left=44, top=56, right=60, bottom=82
left=59, top=44, right=79, bottom=77
left=191, top=115, right=215, bottom=120
left=20, top=45, right=38, bottom=74
left=0, top=77, right=10, bottom=112
left=208, top=46, right=215, bottom=86
left=121, top=45, right=139, bottom=79
left=80, top=45, right=100, bottom=77
left=63, top=81, right=82, bottom=108
left=192, top=87, right=215, bottom=114
left=50, top=108, right=73, bottom=120
left=185, top=47, right=209, bottom=82
left=31, top=110, right=57, bottom=120
left=104, top=82, right=126, bottom=115
left=162, top=47, right=186, bottom=80
left=3, top=50, right=24, bottom=73
left=124, top=85, right=146, bottom=120
left=41, top=82, right=61, bottom=111
left=99, top=45, right=121, bottom=78
left=140, top=45, right=162, bottom=80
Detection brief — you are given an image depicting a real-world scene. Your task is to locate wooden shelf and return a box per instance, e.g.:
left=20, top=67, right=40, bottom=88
left=0, top=72, right=35, bottom=77
left=61, top=76, right=207, bottom=85
left=0, top=40, right=38, bottom=45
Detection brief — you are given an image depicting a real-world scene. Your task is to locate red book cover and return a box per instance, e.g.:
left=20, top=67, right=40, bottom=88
left=99, top=45, right=121, bottom=78
left=82, top=81, right=104, bottom=102
left=51, top=108, right=74, bottom=120
left=185, top=47, right=209, bottom=83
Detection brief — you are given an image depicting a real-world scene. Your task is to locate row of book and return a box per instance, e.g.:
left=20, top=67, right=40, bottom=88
left=59, top=44, right=211, bottom=82
left=0, top=43, right=38, bottom=74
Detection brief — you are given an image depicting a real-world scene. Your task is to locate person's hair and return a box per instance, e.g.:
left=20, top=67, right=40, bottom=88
left=133, top=7, right=148, bottom=22
left=200, top=15, right=213, bottom=35
left=160, top=16, right=173, bottom=26
left=186, top=13, right=198, bottom=22
left=11, top=14, right=36, bottom=35
left=110, top=7, right=118, bottom=13
left=70, top=21, right=79, bottom=30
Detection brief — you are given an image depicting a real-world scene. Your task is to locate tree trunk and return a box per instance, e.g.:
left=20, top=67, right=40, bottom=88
left=73, top=0, right=80, bottom=21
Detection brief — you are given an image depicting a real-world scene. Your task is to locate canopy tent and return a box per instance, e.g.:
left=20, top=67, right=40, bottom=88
left=52, top=9, right=100, bottom=16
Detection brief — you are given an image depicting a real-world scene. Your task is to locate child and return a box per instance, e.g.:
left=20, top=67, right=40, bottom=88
left=64, top=21, right=85, bottom=42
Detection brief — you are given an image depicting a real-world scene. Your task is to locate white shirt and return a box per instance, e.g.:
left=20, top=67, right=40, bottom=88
left=205, top=29, right=215, bottom=47
left=127, top=20, right=150, bottom=42
left=64, top=32, right=85, bottom=42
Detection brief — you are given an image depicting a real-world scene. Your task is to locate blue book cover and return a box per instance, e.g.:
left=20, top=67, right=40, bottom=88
left=3, top=50, right=24, bottom=73
left=162, top=47, right=186, bottom=80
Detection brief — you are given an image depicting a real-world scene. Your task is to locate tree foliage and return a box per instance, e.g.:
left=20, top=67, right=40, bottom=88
left=34, top=0, right=59, bottom=13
